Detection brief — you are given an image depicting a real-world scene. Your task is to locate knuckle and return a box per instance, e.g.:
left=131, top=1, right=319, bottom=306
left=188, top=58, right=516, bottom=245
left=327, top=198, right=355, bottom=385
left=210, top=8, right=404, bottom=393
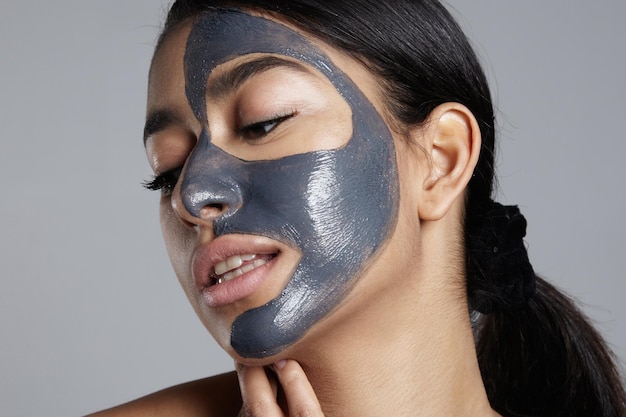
left=281, top=367, right=303, bottom=386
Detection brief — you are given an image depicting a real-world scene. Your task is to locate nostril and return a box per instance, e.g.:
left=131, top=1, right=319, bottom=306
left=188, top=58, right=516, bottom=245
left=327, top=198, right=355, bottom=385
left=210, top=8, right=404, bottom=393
left=199, top=203, right=226, bottom=220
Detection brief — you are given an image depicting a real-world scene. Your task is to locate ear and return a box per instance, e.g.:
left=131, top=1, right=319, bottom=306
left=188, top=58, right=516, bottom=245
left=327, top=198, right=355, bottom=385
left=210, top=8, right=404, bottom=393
left=416, top=103, right=481, bottom=221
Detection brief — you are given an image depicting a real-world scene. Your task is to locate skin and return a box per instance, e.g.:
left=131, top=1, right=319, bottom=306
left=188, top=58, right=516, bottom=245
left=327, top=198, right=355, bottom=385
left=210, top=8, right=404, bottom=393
left=179, top=11, right=399, bottom=358
left=88, top=10, right=502, bottom=417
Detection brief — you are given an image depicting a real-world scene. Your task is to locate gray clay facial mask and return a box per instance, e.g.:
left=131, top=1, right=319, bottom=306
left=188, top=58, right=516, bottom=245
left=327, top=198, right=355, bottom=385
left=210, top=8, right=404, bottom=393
left=181, top=10, right=399, bottom=358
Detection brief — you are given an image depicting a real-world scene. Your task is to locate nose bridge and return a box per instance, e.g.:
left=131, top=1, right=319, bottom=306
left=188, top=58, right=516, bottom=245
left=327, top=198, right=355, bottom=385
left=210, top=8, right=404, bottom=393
left=179, top=131, right=243, bottom=220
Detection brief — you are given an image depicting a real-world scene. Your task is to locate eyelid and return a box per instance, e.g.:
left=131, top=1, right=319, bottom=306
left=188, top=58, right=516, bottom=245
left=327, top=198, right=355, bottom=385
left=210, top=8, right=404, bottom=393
left=144, top=125, right=197, bottom=184
left=238, top=112, right=296, bottom=141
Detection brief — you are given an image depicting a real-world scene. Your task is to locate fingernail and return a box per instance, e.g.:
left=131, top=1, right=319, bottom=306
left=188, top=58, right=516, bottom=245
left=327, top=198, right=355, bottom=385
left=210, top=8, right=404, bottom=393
left=274, top=359, right=287, bottom=370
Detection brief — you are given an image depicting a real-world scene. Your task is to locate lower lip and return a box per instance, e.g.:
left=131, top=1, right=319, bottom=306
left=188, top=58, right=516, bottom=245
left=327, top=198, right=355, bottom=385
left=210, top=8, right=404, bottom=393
left=199, top=258, right=276, bottom=307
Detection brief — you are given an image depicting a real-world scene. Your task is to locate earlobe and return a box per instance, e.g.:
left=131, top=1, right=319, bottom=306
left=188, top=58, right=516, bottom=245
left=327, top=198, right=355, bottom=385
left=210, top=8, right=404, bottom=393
left=417, top=103, right=481, bottom=221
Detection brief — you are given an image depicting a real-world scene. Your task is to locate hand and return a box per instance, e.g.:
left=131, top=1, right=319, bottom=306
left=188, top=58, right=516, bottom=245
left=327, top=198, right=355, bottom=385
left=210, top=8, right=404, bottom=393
left=236, top=359, right=325, bottom=417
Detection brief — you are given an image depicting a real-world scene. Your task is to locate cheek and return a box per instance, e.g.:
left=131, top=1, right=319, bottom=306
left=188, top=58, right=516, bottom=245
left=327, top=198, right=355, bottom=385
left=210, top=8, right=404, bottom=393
left=394, top=140, right=424, bottom=211
left=159, top=197, right=235, bottom=350
left=159, top=198, right=194, bottom=289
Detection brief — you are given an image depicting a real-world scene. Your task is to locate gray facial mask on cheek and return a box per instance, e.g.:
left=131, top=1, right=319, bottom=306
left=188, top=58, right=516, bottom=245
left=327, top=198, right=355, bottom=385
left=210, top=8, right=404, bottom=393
left=182, top=11, right=399, bottom=358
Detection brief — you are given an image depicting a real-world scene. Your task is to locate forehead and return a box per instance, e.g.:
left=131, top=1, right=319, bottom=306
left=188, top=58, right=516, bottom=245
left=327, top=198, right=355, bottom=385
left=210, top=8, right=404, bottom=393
left=185, top=11, right=348, bottom=123
left=149, top=12, right=320, bottom=86
left=147, top=11, right=387, bottom=125
left=147, top=22, right=192, bottom=117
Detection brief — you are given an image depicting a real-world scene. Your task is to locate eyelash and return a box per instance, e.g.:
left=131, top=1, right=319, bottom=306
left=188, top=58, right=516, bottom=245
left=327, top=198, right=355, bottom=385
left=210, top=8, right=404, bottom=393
left=239, top=112, right=295, bottom=140
left=142, top=166, right=182, bottom=195
left=143, top=113, right=295, bottom=193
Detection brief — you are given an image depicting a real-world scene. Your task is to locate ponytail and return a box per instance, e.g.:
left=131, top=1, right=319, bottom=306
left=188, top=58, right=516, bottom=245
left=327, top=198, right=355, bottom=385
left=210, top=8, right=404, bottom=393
left=465, top=200, right=626, bottom=416
left=475, top=276, right=626, bottom=417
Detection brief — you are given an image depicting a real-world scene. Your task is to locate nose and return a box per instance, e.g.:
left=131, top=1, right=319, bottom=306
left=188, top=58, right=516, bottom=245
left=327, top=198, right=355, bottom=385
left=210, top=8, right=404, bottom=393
left=175, top=133, right=243, bottom=225
left=179, top=177, right=243, bottom=221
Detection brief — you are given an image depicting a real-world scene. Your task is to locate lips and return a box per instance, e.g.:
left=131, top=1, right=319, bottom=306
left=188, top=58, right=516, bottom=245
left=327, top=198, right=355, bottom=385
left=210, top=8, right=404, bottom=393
left=192, top=235, right=279, bottom=307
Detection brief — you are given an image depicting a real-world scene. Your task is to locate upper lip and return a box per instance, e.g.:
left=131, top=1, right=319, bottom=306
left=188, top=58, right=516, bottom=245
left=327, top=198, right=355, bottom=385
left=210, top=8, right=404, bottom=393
left=192, top=234, right=280, bottom=291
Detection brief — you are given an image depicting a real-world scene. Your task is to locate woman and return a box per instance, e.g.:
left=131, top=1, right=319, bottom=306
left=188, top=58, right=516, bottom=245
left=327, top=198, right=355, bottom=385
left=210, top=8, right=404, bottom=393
left=90, top=1, right=626, bottom=416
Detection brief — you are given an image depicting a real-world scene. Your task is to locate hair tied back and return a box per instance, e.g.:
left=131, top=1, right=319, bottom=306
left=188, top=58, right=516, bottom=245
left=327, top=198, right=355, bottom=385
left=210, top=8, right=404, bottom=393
left=467, top=200, right=536, bottom=314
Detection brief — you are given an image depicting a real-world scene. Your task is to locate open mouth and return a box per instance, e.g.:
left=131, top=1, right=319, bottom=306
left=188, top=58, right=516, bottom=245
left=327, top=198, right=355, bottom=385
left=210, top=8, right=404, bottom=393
left=210, top=253, right=277, bottom=285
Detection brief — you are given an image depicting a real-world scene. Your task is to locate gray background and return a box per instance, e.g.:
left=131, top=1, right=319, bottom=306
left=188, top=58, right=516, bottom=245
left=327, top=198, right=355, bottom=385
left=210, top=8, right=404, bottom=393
left=1, top=1, right=624, bottom=416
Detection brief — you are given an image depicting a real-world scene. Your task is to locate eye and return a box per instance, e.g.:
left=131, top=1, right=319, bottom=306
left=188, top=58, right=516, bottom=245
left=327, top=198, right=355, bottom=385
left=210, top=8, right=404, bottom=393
left=239, top=113, right=294, bottom=141
left=142, top=166, right=183, bottom=196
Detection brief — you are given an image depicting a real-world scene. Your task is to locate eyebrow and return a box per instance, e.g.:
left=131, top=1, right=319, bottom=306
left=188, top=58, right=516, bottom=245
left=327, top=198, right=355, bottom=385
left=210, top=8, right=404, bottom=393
left=143, top=56, right=312, bottom=144
left=207, top=55, right=313, bottom=101
left=143, top=109, right=182, bottom=144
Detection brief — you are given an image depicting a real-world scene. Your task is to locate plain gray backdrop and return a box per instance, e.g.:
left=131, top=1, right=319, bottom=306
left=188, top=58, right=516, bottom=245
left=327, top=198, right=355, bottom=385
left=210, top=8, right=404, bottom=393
left=1, top=1, right=624, bottom=416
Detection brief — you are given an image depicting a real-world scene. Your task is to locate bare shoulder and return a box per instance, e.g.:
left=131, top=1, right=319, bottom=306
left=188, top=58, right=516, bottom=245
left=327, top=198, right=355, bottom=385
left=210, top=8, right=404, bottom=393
left=85, top=371, right=241, bottom=417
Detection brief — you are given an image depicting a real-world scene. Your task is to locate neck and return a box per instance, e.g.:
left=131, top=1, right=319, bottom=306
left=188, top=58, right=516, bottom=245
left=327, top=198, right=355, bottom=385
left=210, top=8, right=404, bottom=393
left=288, top=228, right=499, bottom=416
left=296, top=306, right=495, bottom=416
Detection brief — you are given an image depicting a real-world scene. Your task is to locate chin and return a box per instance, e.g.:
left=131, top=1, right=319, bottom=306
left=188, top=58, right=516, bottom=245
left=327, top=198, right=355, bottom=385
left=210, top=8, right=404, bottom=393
left=228, top=347, right=287, bottom=367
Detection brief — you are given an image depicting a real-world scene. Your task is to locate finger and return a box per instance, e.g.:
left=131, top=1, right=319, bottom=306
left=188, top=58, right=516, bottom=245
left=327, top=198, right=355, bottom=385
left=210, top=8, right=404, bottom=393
left=273, top=360, right=325, bottom=417
left=236, top=362, right=284, bottom=417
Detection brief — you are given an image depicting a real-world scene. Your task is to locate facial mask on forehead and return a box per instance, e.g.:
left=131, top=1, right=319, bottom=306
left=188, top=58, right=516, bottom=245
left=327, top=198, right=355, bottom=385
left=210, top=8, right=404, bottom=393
left=181, top=10, right=399, bottom=358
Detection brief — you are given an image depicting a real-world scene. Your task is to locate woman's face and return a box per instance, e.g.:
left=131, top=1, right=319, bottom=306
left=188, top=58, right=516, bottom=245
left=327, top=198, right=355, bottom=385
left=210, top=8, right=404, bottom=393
left=145, top=10, right=422, bottom=360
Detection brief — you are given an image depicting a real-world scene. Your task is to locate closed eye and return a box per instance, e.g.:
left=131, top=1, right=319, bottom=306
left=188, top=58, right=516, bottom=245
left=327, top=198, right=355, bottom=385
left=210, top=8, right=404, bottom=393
left=142, top=166, right=183, bottom=196
left=239, top=113, right=295, bottom=141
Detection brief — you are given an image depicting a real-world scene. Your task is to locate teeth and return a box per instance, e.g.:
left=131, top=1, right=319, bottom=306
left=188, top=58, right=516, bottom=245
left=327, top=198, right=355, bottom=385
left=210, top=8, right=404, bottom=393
left=217, top=259, right=267, bottom=284
left=213, top=253, right=271, bottom=285
left=215, top=254, right=256, bottom=276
